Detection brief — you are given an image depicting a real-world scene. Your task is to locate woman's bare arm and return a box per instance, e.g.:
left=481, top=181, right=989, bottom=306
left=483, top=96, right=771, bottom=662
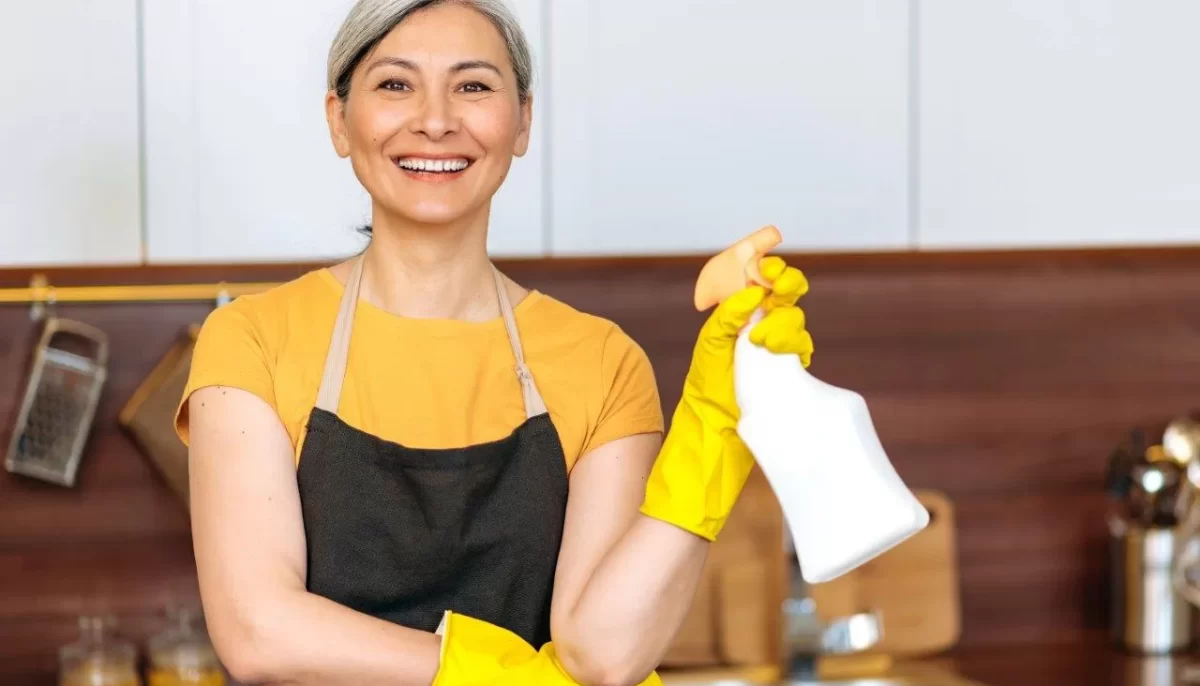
left=549, top=432, right=709, bottom=686
left=188, top=385, right=441, bottom=685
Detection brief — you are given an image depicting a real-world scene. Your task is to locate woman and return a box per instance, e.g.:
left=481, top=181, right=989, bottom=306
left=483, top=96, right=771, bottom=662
left=176, top=1, right=814, bottom=684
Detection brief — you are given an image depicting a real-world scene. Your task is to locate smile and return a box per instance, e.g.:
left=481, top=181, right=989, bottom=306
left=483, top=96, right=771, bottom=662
left=395, top=157, right=472, bottom=174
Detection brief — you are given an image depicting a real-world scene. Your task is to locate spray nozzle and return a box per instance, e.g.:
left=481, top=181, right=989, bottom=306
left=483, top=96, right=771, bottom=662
left=693, top=225, right=783, bottom=311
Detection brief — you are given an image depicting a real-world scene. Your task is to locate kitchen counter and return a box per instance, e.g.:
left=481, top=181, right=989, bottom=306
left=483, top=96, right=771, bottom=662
left=660, top=636, right=1200, bottom=686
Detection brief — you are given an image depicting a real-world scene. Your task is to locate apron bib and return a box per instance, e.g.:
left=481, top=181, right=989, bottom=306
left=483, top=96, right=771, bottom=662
left=296, top=256, right=569, bottom=647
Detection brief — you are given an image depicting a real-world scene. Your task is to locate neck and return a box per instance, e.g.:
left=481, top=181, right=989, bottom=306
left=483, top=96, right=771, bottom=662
left=360, top=204, right=498, bottom=321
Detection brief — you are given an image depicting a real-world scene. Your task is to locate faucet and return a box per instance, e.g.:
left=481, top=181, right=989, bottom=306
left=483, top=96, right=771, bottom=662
left=779, top=547, right=883, bottom=679
left=780, top=549, right=824, bottom=678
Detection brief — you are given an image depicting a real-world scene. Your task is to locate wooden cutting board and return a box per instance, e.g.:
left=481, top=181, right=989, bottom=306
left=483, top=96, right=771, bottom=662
left=808, top=489, right=961, bottom=657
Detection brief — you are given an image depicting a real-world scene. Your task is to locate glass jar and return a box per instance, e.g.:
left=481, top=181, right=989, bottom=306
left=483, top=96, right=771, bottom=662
left=146, top=606, right=227, bottom=686
left=59, top=615, right=142, bottom=686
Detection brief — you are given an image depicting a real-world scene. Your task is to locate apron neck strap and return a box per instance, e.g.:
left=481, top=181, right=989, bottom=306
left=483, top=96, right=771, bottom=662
left=491, top=265, right=548, bottom=419
left=314, top=255, right=547, bottom=420
left=315, top=254, right=364, bottom=413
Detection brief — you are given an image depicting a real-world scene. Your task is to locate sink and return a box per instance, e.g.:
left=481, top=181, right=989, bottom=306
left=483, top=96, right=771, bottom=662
left=665, top=674, right=982, bottom=686
left=661, top=665, right=987, bottom=686
left=666, top=680, right=916, bottom=686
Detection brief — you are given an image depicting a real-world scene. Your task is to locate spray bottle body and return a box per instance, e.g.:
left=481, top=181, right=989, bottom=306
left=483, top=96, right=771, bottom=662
left=733, top=314, right=929, bottom=584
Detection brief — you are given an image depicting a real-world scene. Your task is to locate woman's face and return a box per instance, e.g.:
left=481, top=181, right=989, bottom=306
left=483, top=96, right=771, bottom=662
left=327, top=3, right=532, bottom=227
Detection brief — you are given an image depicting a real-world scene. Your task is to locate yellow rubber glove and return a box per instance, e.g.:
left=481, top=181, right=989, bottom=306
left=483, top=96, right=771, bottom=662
left=640, top=256, right=813, bottom=541
left=433, top=611, right=663, bottom=685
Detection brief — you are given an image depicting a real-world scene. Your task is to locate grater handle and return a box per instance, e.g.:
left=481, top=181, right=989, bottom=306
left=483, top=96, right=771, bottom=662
left=40, top=317, right=109, bottom=366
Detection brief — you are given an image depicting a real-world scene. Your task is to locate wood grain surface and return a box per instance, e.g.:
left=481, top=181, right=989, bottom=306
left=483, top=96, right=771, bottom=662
left=3, top=246, right=1200, bottom=682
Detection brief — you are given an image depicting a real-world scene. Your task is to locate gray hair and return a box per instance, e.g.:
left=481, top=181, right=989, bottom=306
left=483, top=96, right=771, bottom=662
left=328, top=0, right=534, bottom=104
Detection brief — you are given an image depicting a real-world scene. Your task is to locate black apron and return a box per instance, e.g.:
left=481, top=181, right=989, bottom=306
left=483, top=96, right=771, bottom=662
left=296, top=255, right=569, bottom=648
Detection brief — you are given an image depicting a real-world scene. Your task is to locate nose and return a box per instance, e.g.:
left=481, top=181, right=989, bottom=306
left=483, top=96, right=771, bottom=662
left=409, top=90, right=458, bottom=140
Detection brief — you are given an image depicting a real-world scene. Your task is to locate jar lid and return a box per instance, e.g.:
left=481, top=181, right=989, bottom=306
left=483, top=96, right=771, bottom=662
left=59, top=616, right=136, bottom=665
left=147, top=605, right=221, bottom=668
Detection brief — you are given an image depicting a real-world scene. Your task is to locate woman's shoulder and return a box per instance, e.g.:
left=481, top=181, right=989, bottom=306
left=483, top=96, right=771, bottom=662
left=521, top=293, right=659, bottom=401
left=522, top=293, right=646, bottom=357
left=523, top=294, right=664, bottom=455
left=177, top=268, right=337, bottom=446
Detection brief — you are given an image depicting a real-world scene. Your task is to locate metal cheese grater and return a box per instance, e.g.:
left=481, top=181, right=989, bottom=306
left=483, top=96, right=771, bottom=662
left=5, top=317, right=109, bottom=487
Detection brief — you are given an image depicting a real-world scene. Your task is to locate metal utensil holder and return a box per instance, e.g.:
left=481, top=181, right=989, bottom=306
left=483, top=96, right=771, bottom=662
left=1110, top=514, right=1196, bottom=653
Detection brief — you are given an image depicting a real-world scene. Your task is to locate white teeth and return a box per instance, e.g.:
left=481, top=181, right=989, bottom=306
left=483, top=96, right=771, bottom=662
left=397, top=158, right=470, bottom=173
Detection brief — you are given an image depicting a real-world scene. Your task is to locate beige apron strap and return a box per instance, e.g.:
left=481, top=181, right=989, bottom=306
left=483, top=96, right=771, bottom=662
left=315, top=256, right=364, bottom=413
left=491, top=266, right=548, bottom=419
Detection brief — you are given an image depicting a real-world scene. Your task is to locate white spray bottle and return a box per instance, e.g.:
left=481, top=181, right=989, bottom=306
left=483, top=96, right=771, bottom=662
left=695, top=226, right=929, bottom=584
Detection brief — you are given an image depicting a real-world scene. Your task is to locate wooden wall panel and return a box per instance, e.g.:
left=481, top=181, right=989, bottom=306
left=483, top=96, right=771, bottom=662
left=2, top=248, right=1200, bottom=682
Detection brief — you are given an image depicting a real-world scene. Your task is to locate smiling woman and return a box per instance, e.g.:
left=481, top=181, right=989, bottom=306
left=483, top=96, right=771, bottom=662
left=174, top=1, right=814, bottom=685
left=326, top=0, right=534, bottom=230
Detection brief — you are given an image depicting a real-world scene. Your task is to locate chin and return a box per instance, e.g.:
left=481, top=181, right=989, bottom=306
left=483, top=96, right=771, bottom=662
left=393, top=201, right=483, bottom=228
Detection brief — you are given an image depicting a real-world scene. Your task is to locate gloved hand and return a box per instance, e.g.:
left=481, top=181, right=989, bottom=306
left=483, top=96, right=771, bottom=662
left=433, top=611, right=663, bottom=685
left=640, top=256, right=813, bottom=541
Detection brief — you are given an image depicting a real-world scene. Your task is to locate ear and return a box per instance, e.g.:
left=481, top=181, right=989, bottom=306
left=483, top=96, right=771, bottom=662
left=326, top=90, right=352, bottom=158
left=512, top=93, right=533, bottom=158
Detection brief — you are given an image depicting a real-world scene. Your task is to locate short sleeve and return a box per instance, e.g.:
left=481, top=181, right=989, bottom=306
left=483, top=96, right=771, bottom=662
left=174, top=299, right=277, bottom=446
left=579, top=325, right=665, bottom=458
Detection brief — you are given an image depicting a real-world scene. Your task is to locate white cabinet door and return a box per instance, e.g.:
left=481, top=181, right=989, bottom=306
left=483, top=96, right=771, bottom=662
left=0, top=1, right=142, bottom=267
left=548, top=0, right=911, bottom=256
left=143, top=0, right=547, bottom=263
left=918, top=1, right=1200, bottom=249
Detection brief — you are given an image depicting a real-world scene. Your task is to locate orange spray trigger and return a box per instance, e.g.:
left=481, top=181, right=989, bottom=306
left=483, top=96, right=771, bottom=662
left=694, top=225, right=783, bottom=311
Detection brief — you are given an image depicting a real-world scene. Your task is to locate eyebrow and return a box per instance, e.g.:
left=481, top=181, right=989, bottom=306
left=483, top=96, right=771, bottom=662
left=366, top=57, right=503, bottom=77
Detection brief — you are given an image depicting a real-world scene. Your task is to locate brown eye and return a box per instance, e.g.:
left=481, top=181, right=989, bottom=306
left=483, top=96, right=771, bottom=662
left=379, top=79, right=410, bottom=92
left=461, top=82, right=491, bottom=93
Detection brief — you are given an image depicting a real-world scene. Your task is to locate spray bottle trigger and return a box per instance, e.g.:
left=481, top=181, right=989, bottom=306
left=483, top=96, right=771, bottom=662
left=694, top=225, right=784, bottom=311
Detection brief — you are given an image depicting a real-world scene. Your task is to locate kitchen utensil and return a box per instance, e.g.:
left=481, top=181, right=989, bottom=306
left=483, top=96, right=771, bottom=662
left=1105, top=441, right=1137, bottom=500
left=1164, top=416, right=1200, bottom=467
left=1109, top=514, right=1195, bottom=653
left=1164, top=416, right=1200, bottom=492
left=5, top=317, right=108, bottom=487
left=119, top=324, right=200, bottom=508
left=1131, top=462, right=1186, bottom=528
left=1158, top=480, right=1189, bottom=529
left=808, top=489, right=960, bottom=657
left=1126, top=463, right=1155, bottom=524
left=1147, top=444, right=1172, bottom=464
left=1171, top=486, right=1200, bottom=608
left=1160, top=462, right=1193, bottom=528
left=1173, top=529, right=1200, bottom=606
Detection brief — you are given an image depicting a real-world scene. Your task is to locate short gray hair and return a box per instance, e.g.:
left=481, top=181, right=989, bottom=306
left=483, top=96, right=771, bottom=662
left=328, top=0, right=534, bottom=104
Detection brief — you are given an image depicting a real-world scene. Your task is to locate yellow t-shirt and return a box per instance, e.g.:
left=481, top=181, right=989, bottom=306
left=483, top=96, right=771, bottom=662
left=174, top=268, right=664, bottom=473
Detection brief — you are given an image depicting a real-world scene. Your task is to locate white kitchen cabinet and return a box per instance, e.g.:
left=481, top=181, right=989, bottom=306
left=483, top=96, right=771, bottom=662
left=918, top=1, right=1200, bottom=249
left=142, top=0, right=547, bottom=263
left=0, top=1, right=142, bottom=267
left=547, top=0, right=912, bottom=256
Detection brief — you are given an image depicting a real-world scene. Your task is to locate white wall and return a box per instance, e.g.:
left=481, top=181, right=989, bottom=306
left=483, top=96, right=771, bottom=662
left=918, top=0, right=1200, bottom=249
left=141, top=0, right=369, bottom=264
left=0, top=0, right=143, bottom=267
left=3, top=1, right=1200, bottom=268
left=548, top=0, right=911, bottom=256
